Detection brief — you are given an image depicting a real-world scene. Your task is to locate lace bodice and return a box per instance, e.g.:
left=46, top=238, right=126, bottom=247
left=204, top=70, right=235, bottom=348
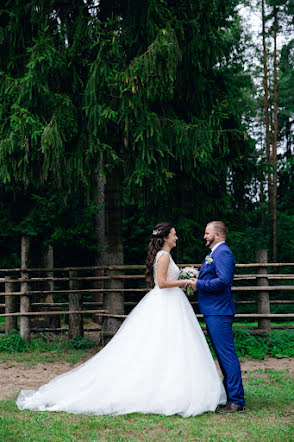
left=153, top=250, right=180, bottom=286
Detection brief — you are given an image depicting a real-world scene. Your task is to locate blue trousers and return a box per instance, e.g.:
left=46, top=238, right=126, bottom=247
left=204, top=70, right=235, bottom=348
left=204, top=315, right=245, bottom=406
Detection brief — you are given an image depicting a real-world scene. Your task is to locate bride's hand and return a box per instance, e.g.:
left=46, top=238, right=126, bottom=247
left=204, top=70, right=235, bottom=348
left=180, top=279, right=192, bottom=288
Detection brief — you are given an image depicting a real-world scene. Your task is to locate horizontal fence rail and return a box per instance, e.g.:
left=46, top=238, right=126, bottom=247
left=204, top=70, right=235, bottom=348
left=0, top=262, right=294, bottom=272
left=0, top=252, right=293, bottom=341
left=1, top=285, right=294, bottom=297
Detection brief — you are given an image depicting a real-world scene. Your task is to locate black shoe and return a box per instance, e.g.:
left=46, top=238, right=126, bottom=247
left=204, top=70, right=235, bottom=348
left=218, top=403, right=246, bottom=414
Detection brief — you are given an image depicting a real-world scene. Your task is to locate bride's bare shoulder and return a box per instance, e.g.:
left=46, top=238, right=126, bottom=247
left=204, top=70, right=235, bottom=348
left=156, top=250, right=170, bottom=264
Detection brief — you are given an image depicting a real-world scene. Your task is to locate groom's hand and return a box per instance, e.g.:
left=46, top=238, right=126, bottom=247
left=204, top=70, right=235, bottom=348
left=189, top=278, right=198, bottom=292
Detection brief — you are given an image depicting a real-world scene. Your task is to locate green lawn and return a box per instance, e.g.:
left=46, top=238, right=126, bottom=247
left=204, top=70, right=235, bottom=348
left=0, top=332, right=293, bottom=440
left=1, top=368, right=293, bottom=441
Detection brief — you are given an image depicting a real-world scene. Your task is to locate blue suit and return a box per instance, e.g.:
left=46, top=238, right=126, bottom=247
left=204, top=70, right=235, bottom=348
left=197, top=242, right=245, bottom=406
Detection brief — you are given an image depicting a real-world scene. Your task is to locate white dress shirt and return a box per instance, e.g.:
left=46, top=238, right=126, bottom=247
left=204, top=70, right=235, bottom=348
left=211, top=241, right=225, bottom=253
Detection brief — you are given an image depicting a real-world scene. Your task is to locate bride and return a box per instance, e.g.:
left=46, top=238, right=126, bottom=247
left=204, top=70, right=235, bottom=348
left=17, top=222, right=226, bottom=417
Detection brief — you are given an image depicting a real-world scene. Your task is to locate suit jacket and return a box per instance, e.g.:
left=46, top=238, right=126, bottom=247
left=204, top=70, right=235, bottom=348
left=197, top=242, right=236, bottom=315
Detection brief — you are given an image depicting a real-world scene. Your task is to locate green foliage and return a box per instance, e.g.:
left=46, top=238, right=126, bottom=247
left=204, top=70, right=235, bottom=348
left=269, top=330, right=294, bottom=358
left=0, top=330, right=28, bottom=353
left=0, top=185, right=98, bottom=267
left=68, top=336, right=97, bottom=350
left=0, top=0, right=292, bottom=271
left=85, top=4, right=254, bottom=197
left=1, top=329, right=293, bottom=361
left=233, top=329, right=294, bottom=359
left=234, top=329, right=271, bottom=359
left=126, top=26, right=182, bottom=101
left=0, top=331, right=97, bottom=357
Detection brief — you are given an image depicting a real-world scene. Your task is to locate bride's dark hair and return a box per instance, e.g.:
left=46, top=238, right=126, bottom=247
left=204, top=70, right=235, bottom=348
left=145, top=222, right=174, bottom=281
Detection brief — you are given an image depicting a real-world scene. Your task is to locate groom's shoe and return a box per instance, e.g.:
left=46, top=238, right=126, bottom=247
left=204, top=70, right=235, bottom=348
left=218, top=403, right=245, bottom=414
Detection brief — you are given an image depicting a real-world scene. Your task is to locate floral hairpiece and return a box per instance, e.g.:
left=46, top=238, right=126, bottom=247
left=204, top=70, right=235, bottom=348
left=152, top=229, right=161, bottom=236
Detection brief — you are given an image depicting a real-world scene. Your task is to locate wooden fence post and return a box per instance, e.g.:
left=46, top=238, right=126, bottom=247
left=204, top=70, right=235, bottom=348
left=44, top=245, right=60, bottom=328
left=101, top=266, right=124, bottom=345
left=256, top=249, right=271, bottom=334
left=69, top=270, right=83, bottom=340
left=92, top=267, right=104, bottom=326
left=5, top=276, right=17, bottom=333
left=20, top=236, right=31, bottom=342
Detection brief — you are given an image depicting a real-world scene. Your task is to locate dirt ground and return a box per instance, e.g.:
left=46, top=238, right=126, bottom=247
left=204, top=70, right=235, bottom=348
left=1, top=357, right=293, bottom=401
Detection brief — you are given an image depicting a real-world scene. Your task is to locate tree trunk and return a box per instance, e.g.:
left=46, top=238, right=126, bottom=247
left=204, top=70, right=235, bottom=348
left=93, top=156, right=105, bottom=325
left=100, top=166, right=124, bottom=345
left=262, top=0, right=273, bottom=216
left=272, top=8, right=278, bottom=262
left=260, top=179, right=265, bottom=227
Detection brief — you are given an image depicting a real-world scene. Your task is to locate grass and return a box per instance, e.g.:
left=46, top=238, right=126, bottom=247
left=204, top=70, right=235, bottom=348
left=0, top=369, right=293, bottom=441
left=0, top=332, right=98, bottom=366
left=0, top=333, right=293, bottom=440
left=0, top=329, right=294, bottom=366
left=0, top=347, right=96, bottom=366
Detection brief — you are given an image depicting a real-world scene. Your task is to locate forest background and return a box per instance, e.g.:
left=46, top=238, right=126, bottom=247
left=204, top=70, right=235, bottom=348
left=0, top=0, right=293, bottom=271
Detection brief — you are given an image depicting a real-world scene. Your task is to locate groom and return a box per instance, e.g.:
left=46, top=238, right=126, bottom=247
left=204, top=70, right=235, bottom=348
left=190, top=221, right=245, bottom=413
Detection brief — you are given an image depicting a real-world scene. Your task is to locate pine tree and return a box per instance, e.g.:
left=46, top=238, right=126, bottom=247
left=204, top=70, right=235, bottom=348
left=0, top=0, right=261, bottom=338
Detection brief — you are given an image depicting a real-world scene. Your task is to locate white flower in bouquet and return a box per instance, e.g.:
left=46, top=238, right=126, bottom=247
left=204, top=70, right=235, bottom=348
left=179, top=266, right=199, bottom=296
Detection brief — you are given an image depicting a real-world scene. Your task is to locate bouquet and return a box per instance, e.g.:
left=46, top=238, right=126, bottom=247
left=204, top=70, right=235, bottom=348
left=179, top=266, right=199, bottom=296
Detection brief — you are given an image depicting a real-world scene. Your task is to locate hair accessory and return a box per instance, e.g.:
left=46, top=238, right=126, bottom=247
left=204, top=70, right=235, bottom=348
left=152, top=229, right=161, bottom=236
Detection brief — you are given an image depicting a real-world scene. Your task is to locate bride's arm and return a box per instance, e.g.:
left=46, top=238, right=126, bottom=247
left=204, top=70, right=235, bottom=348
left=157, top=254, right=191, bottom=289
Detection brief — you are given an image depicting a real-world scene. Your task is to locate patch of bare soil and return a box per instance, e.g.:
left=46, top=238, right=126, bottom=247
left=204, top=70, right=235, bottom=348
left=1, top=360, right=82, bottom=401
left=241, top=357, right=294, bottom=375
left=1, top=358, right=293, bottom=401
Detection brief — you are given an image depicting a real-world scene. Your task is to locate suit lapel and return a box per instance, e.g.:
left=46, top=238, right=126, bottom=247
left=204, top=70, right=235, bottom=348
left=198, top=243, right=226, bottom=278
left=198, top=259, right=206, bottom=277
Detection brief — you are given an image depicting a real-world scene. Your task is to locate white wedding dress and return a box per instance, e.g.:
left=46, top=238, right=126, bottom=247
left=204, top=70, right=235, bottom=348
left=17, top=251, right=226, bottom=417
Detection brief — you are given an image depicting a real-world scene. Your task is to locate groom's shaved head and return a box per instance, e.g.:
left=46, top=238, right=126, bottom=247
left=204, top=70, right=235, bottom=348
left=208, top=221, right=228, bottom=238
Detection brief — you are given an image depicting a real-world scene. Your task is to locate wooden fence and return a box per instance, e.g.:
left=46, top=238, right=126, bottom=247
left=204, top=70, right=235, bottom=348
left=0, top=249, right=294, bottom=342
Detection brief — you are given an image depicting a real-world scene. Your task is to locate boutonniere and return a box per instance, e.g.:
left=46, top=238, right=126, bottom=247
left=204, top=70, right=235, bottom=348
left=205, top=253, right=213, bottom=265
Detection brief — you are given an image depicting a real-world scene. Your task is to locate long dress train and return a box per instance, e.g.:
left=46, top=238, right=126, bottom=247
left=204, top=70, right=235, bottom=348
left=16, top=250, right=226, bottom=417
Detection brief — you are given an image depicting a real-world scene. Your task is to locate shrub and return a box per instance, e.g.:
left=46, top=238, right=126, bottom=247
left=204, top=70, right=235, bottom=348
left=68, top=336, right=97, bottom=350
left=269, top=330, right=294, bottom=358
left=0, top=331, right=97, bottom=353
left=233, top=329, right=270, bottom=359
left=0, top=330, right=28, bottom=353
left=0, top=329, right=293, bottom=359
